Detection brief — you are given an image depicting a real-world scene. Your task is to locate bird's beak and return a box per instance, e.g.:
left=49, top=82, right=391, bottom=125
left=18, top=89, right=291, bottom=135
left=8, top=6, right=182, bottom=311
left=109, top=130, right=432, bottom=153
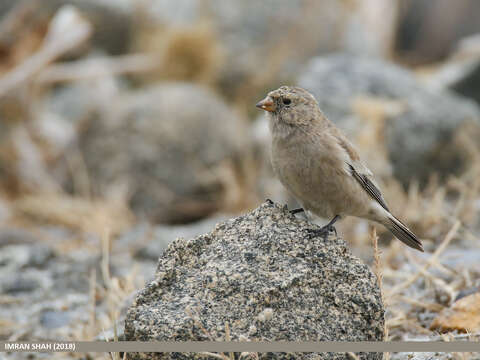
left=256, top=97, right=276, bottom=112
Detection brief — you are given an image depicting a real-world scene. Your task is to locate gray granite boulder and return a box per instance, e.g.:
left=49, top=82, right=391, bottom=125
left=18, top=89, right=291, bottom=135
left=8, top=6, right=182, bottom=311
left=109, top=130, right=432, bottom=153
left=77, top=82, right=250, bottom=223
left=124, top=201, right=384, bottom=360
left=298, top=54, right=480, bottom=187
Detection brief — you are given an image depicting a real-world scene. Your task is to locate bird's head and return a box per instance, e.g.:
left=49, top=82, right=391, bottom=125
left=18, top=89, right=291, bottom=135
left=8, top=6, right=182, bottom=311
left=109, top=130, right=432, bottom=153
left=256, top=86, right=321, bottom=127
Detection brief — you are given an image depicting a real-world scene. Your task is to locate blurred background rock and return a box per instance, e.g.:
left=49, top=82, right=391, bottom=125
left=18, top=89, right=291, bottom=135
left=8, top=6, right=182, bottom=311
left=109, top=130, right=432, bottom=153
left=1, top=0, right=480, bottom=353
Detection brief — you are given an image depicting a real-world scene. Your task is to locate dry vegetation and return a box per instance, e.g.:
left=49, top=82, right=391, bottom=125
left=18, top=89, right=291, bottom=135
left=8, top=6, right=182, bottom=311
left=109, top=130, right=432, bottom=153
left=341, top=106, right=480, bottom=348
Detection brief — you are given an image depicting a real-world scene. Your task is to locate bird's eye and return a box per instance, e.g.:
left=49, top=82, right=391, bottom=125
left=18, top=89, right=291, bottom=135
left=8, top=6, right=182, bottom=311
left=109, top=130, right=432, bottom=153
left=282, top=98, right=291, bottom=105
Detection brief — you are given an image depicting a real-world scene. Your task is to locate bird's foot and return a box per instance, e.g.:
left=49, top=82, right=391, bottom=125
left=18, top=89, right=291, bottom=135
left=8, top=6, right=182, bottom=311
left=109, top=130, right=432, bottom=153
left=307, top=215, right=341, bottom=239
left=306, top=224, right=337, bottom=239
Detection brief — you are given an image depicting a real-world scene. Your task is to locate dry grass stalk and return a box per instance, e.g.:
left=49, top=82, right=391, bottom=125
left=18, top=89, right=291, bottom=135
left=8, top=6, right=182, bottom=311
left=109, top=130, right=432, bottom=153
left=0, top=5, right=92, bottom=98
left=88, top=268, right=97, bottom=340
left=395, top=296, right=445, bottom=312
left=387, top=220, right=460, bottom=298
left=431, top=331, right=480, bottom=341
left=370, top=227, right=384, bottom=299
left=198, top=353, right=230, bottom=360
left=347, top=352, right=360, bottom=360
left=0, top=1, right=48, bottom=75
left=225, top=322, right=234, bottom=360
left=64, top=145, right=92, bottom=199
left=404, top=251, right=456, bottom=302
left=370, top=227, right=389, bottom=344
left=407, top=321, right=439, bottom=335
left=101, top=227, right=112, bottom=290
left=385, top=313, right=406, bottom=328
left=111, top=308, right=120, bottom=360
left=240, top=352, right=259, bottom=360
left=100, top=227, right=125, bottom=360
left=14, top=192, right=134, bottom=236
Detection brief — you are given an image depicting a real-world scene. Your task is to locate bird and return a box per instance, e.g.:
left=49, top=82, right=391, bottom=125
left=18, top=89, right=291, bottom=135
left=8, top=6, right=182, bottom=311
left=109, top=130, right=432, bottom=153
left=256, top=85, right=424, bottom=252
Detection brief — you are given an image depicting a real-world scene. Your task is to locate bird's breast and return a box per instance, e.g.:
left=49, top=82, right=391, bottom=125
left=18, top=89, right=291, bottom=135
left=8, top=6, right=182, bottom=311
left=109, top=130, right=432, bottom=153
left=270, top=135, right=356, bottom=218
left=271, top=138, right=318, bottom=198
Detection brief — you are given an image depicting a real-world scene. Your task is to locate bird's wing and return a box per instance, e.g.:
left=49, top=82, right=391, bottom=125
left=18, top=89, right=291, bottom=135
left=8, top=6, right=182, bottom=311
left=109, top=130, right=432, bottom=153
left=348, top=163, right=390, bottom=212
left=333, top=131, right=390, bottom=212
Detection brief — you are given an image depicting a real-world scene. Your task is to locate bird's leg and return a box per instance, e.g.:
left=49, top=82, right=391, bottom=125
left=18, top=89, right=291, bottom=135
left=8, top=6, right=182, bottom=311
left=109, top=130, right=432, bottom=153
left=290, top=208, right=305, bottom=215
left=307, top=215, right=341, bottom=239
left=321, top=214, right=341, bottom=235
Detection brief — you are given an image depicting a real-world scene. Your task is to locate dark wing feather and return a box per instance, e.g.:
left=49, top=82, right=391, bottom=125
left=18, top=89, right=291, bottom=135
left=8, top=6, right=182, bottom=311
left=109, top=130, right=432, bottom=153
left=348, top=164, right=390, bottom=212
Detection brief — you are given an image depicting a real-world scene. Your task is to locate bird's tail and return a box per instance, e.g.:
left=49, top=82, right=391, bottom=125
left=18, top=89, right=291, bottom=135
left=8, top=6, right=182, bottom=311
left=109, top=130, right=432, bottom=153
left=384, top=215, right=424, bottom=252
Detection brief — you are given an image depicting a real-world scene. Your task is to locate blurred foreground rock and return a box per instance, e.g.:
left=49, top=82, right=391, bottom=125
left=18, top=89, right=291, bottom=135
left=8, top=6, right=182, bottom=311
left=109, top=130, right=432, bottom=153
left=78, top=83, right=252, bottom=223
left=125, top=201, right=384, bottom=360
left=298, top=54, right=480, bottom=186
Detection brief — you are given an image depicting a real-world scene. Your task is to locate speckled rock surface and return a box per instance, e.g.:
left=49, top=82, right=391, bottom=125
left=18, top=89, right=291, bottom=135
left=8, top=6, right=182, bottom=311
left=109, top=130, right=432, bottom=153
left=124, top=201, right=384, bottom=360
left=298, top=54, right=480, bottom=187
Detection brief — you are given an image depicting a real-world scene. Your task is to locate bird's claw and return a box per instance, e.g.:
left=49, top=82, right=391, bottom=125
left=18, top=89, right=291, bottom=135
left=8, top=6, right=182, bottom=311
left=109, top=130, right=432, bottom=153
left=329, top=225, right=337, bottom=236
left=306, top=225, right=337, bottom=239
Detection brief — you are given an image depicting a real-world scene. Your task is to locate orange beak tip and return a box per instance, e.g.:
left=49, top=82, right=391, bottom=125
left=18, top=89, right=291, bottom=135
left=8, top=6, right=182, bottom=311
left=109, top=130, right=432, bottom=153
left=255, top=98, right=275, bottom=112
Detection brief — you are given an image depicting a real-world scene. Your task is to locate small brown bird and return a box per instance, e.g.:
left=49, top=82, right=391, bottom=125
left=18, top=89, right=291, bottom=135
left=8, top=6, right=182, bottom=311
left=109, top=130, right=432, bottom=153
left=256, top=86, right=424, bottom=252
